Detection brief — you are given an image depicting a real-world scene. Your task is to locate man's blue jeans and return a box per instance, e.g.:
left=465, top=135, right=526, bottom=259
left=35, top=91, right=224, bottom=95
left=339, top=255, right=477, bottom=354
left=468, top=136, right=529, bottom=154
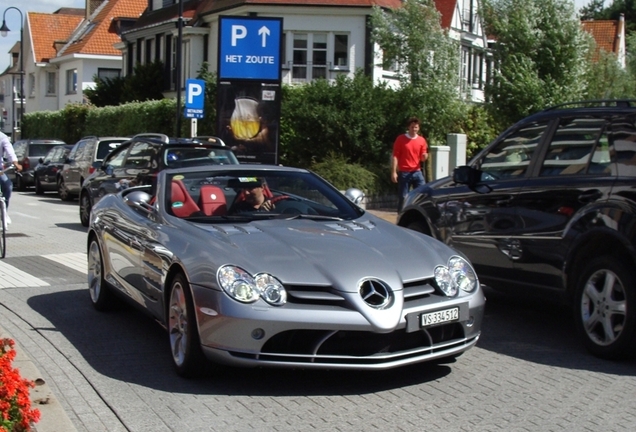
left=397, top=170, right=425, bottom=212
left=0, top=173, right=12, bottom=209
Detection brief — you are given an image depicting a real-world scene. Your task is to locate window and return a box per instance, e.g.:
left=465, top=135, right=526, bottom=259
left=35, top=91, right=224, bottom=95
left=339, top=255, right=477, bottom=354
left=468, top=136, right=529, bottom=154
left=334, top=34, right=348, bottom=68
left=479, top=122, right=548, bottom=180
left=97, top=68, right=120, bottom=81
left=124, top=142, right=159, bottom=169
left=29, top=74, right=35, bottom=97
left=66, top=69, right=77, bottom=94
left=292, top=33, right=327, bottom=81
left=145, top=39, right=153, bottom=64
left=539, top=118, right=606, bottom=177
left=461, top=47, right=470, bottom=93
left=612, top=116, right=636, bottom=177
left=46, top=72, right=56, bottom=95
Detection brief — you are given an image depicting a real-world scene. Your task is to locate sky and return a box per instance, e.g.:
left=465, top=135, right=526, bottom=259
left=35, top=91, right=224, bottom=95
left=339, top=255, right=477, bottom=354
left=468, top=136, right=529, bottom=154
left=0, top=0, right=598, bottom=74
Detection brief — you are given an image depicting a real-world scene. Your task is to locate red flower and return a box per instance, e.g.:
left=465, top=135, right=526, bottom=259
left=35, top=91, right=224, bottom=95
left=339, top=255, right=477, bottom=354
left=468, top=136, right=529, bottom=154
left=0, top=338, right=40, bottom=432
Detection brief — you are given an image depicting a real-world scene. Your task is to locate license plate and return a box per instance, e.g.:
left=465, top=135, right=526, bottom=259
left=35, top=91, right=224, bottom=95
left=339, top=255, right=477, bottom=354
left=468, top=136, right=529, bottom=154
left=421, top=307, right=459, bottom=327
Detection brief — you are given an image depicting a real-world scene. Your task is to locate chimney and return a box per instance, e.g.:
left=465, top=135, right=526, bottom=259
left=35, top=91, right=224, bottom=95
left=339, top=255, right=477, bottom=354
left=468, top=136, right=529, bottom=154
left=87, top=0, right=107, bottom=20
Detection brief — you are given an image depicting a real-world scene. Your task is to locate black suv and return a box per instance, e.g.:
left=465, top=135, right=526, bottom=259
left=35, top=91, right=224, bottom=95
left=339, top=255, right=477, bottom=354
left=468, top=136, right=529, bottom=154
left=79, top=133, right=239, bottom=226
left=398, top=100, right=636, bottom=360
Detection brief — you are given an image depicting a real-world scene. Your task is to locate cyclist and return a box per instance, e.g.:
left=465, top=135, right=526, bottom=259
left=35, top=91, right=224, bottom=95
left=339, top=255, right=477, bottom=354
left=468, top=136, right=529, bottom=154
left=0, top=131, right=23, bottom=227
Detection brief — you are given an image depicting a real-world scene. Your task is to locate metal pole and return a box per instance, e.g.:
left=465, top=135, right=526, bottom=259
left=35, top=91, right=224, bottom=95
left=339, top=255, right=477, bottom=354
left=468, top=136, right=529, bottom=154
left=175, top=0, right=183, bottom=137
left=0, top=7, right=24, bottom=141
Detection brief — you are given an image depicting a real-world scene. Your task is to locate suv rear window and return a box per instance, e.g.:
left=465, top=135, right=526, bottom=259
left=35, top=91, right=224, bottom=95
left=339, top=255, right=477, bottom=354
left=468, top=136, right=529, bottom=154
left=29, top=144, right=61, bottom=157
left=96, top=140, right=125, bottom=160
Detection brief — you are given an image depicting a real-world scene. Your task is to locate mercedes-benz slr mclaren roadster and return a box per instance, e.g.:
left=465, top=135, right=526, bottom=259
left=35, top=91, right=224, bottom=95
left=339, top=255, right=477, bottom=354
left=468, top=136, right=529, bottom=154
left=87, top=165, right=485, bottom=377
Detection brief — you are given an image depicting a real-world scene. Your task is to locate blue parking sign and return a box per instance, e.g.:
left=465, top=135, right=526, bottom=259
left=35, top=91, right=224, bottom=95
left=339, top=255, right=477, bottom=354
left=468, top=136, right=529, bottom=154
left=184, top=79, right=205, bottom=119
left=218, top=16, right=282, bottom=81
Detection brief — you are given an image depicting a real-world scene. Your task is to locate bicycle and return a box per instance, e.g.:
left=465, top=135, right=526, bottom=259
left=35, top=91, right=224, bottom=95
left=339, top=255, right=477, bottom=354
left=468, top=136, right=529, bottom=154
left=0, top=164, right=19, bottom=259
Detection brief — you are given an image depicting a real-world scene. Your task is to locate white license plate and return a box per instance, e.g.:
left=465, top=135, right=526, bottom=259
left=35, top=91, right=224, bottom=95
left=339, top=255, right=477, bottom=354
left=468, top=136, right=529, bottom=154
left=421, top=307, right=459, bottom=327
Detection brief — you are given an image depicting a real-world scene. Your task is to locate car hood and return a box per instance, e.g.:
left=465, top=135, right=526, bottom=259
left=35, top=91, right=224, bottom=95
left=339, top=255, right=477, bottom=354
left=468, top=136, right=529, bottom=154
left=178, top=215, right=456, bottom=294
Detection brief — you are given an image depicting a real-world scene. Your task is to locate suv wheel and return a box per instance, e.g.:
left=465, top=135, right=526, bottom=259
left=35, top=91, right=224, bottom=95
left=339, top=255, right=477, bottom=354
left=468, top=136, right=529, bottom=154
left=58, top=178, right=72, bottom=201
left=80, top=192, right=92, bottom=227
left=16, top=174, right=25, bottom=191
left=574, top=256, right=636, bottom=360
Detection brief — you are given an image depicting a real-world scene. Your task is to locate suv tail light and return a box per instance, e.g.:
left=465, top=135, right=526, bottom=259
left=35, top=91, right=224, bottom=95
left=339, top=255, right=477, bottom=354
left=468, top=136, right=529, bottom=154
left=89, top=166, right=95, bottom=174
left=21, top=157, right=30, bottom=170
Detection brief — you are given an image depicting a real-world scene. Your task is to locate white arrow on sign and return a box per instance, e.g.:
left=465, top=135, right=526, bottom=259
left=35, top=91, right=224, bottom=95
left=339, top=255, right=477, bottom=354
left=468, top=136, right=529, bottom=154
left=258, top=26, right=271, bottom=47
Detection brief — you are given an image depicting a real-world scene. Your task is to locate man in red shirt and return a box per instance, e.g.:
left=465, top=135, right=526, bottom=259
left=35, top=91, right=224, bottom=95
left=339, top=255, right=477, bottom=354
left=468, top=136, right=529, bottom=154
left=391, top=117, right=428, bottom=212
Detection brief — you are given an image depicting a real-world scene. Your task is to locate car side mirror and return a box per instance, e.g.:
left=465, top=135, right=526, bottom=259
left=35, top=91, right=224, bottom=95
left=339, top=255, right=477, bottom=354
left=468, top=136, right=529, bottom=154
left=344, top=188, right=366, bottom=207
left=38, top=157, right=44, bottom=164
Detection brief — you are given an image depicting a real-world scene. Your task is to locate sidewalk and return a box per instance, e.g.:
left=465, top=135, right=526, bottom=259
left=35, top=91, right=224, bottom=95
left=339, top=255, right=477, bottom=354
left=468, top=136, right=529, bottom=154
left=0, top=326, right=77, bottom=432
left=367, top=208, right=398, bottom=224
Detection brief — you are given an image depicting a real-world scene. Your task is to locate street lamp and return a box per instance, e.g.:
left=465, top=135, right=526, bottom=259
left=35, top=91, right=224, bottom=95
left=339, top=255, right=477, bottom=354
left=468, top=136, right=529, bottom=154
left=175, top=0, right=183, bottom=137
left=0, top=7, right=24, bottom=142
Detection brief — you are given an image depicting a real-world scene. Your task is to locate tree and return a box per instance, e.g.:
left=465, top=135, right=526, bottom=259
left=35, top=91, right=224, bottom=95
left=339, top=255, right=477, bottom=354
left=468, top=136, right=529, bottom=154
left=122, top=61, right=165, bottom=103
left=84, top=76, right=126, bottom=107
left=483, top=0, right=591, bottom=128
left=370, top=0, right=467, bottom=145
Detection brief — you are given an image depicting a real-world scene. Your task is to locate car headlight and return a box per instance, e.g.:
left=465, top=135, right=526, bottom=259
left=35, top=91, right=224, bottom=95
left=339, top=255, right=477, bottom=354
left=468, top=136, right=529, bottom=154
left=434, top=256, right=478, bottom=296
left=217, top=265, right=287, bottom=305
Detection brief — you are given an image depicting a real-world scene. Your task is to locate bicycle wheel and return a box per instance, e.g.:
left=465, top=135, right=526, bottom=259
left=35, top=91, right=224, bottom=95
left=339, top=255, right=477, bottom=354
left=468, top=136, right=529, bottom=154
left=0, top=198, right=6, bottom=259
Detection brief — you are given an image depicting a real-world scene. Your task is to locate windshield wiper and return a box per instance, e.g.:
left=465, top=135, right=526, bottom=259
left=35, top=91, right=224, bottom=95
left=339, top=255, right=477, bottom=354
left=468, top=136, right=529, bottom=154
left=283, top=214, right=344, bottom=221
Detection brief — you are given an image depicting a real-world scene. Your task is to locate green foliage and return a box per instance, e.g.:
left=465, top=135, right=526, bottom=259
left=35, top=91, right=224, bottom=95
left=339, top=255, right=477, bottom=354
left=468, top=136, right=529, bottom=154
left=583, top=48, right=636, bottom=99
left=122, top=61, right=165, bottom=103
left=454, top=104, right=499, bottom=160
left=84, top=76, right=126, bottom=107
left=483, top=0, right=590, bottom=129
left=280, top=71, right=401, bottom=168
left=310, top=152, right=378, bottom=193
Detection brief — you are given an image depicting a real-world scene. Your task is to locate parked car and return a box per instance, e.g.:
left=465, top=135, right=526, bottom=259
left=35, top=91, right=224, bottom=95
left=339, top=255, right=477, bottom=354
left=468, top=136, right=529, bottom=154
left=34, top=145, right=74, bottom=194
left=58, top=136, right=129, bottom=201
left=79, top=133, right=239, bottom=227
left=8, top=139, right=67, bottom=190
left=398, top=99, right=636, bottom=360
left=87, top=164, right=485, bottom=377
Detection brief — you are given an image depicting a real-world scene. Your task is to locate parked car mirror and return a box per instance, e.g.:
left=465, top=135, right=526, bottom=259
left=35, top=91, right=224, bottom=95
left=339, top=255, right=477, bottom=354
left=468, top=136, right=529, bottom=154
left=344, top=188, right=365, bottom=205
left=124, top=190, right=153, bottom=213
left=453, top=166, right=492, bottom=194
left=38, top=157, right=44, bottom=164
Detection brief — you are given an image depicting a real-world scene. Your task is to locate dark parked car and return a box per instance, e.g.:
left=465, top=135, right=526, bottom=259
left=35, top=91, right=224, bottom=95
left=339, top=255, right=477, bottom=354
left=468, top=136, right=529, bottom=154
left=8, top=139, right=67, bottom=190
left=34, top=144, right=74, bottom=194
left=79, top=133, right=238, bottom=226
left=398, top=100, right=636, bottom=360
left=58, top=136, right=128, bottom=201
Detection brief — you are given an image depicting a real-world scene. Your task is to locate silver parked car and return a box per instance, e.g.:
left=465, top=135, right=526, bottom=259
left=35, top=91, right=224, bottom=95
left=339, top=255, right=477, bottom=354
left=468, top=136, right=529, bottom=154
left=87, top=165, right=485, bottom=377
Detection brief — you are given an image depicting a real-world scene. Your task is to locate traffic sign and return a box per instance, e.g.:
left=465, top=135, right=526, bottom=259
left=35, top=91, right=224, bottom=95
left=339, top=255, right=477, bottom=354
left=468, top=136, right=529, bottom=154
left=184, top=79, right=205, bottom=119
left=218, top=16, right=282, bottom=81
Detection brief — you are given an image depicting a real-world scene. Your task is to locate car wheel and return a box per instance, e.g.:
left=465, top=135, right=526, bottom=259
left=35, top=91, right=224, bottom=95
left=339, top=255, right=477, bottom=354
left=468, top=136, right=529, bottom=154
left=58, top=178, right=72, bottom=201
left=407, top=220, right=431, bottom=236
left=16, top=174, right=25, bottom=191
left=168, top=273, right=206, bottom=378
left=35, top=177, right=44, bottom=195
left=574, top=256, right=636, bottom=360
left=80, top=192, right=92, bottom=227
left=87, top=238, right=112, bottom=311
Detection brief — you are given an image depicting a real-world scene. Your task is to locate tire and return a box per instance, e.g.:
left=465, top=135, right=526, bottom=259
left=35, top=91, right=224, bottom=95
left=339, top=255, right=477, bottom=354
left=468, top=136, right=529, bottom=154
left=16, top=174, right=25, bottom=192
left=87, top=238, right=112, bottom=311
left=35, top=177, right=44, bottom=195
left=407, top=220, right=430, bottom=236
left=80, top=192, right=92, bottom=227
left=574, top=256, right=636, bottom=360
left=0, top=200, right=5, bottom=259
left=58, top=178, right=72, bottom=201
left=168, top=273, right=206, bottom=378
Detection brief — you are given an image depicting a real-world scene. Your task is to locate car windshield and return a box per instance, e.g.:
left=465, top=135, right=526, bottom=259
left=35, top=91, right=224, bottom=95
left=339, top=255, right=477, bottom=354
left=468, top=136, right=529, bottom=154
left=164, top=169, right=362, bottom=221
left=96, top=140, right=125, bottom=160
left=164, top=147, right=239, bottom=167
left=29, top=144, right=62, bottom=157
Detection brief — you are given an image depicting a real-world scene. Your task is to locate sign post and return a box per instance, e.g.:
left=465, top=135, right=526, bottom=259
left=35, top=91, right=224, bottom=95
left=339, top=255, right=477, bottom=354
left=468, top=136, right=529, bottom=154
left=184, top=79, right=205, bottom=137
left=217, top=16, right=283, bottom=164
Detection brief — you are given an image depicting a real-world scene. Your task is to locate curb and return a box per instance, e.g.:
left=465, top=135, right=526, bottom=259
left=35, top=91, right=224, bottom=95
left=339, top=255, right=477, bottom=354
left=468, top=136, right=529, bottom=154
left=1, top=326, right=77, bottom=432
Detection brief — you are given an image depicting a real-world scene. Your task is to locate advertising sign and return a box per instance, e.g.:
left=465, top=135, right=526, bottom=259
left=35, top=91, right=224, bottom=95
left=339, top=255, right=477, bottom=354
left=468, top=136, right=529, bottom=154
left=218, top=16, right=282, bottom=81
left=216, top=81, right=280, bottom=165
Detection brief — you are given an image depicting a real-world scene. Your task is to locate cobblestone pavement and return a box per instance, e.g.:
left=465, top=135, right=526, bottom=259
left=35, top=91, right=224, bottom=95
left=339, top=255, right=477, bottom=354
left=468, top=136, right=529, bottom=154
left=1, top=192, right=635, bottom=432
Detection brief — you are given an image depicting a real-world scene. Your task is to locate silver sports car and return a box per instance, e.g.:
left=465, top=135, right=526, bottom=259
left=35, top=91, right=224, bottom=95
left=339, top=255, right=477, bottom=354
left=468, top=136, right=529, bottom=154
left=87, top=165, right=485, bottom=377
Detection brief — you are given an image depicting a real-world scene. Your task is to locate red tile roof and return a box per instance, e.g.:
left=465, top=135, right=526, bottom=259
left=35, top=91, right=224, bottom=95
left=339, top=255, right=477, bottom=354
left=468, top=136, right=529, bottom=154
left=28, top=12, right=85, bottom=63
left=581, top=20, right=620, bottom=57
left=433, top=0, right=456, bottom=29
left=60, top=0, right=147, bottom=57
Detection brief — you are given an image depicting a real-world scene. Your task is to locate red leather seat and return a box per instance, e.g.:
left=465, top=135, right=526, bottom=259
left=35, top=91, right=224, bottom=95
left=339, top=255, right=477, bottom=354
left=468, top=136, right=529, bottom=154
left=199, top=185, right=227, bottom=216
left=170, top=180, right=200, bottom=217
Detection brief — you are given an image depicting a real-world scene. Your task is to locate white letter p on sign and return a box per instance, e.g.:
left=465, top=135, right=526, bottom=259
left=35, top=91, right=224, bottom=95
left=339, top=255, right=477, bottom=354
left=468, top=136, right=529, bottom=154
left=231, top=25, right=247, bottom=46
left=187, top=83, right=202, bottom=104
